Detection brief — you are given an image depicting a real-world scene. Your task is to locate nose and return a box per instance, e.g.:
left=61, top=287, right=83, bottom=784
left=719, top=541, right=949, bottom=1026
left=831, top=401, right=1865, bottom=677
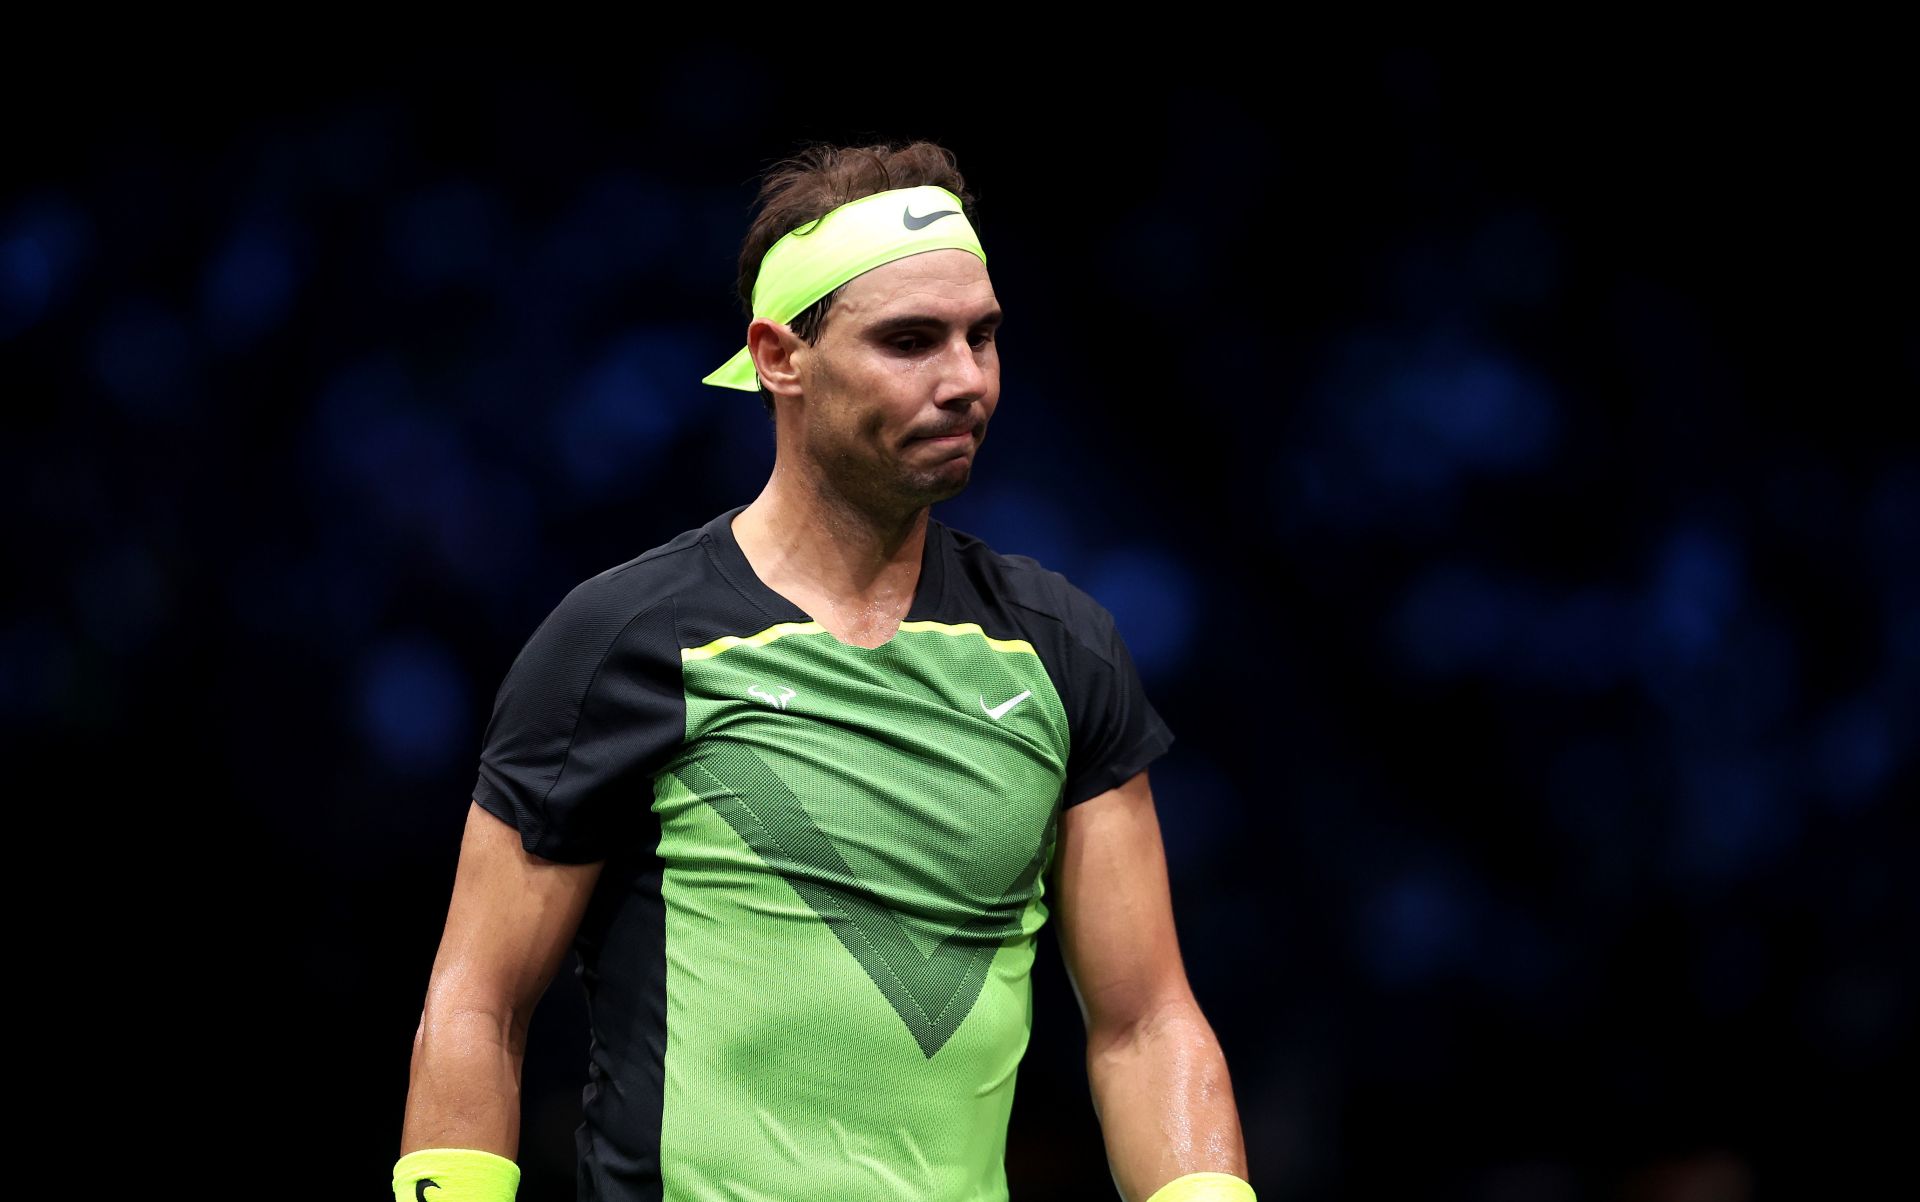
left=936, top=333, right=992, bottom=408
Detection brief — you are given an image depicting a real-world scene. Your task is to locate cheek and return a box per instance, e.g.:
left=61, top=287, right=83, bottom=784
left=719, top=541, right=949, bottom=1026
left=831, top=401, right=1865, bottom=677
left=819, top=393, right=888, bottom=449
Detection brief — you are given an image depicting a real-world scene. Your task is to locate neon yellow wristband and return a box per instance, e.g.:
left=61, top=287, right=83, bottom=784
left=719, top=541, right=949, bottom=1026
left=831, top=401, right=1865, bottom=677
left=1144, top=1171, right=1257, bottom=1202
left=392, top=1147, right=520, bottom=1202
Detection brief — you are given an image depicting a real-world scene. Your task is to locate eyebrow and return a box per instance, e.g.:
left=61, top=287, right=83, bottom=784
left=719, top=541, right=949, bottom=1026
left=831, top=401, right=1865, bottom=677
left=864, top=308, right=1005, bottom=337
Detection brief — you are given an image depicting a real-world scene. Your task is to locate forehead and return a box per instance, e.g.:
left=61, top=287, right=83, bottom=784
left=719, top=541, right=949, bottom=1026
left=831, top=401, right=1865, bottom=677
left=829, top=249, right=997, bottom=326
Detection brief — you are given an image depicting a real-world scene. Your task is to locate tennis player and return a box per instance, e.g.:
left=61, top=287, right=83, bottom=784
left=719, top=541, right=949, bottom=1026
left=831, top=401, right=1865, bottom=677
left=394, top=139, right=1252, bottom=1202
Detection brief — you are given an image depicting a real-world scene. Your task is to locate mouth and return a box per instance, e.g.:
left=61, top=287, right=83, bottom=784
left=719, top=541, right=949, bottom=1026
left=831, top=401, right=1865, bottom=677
left=911, top=423, right=978, bottom=445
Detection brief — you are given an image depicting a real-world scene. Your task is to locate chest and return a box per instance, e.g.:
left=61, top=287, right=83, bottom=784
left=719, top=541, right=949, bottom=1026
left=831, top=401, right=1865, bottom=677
left=668, top=626, right=1068, bottom=910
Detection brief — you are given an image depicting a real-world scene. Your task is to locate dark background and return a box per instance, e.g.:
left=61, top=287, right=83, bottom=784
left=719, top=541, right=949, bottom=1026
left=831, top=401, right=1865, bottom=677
left=7, top=46, right=1914, bottom=1201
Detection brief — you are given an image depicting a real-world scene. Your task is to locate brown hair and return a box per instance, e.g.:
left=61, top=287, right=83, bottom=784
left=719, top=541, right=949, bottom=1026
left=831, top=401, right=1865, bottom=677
left=732, top=139, right=977, bottom=418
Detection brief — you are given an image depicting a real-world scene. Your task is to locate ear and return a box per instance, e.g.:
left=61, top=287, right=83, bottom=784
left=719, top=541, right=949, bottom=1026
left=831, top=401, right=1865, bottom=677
left=747, top=318, right=806, bottom=399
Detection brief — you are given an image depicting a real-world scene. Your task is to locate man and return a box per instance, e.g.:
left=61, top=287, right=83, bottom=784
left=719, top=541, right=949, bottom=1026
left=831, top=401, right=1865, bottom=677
left=394, top=140, right=1252, bottom=1202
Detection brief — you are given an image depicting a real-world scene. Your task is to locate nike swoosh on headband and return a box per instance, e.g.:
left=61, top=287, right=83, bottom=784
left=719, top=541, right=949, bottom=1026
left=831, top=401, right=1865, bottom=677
left=902, top=207, right=959, bottom=230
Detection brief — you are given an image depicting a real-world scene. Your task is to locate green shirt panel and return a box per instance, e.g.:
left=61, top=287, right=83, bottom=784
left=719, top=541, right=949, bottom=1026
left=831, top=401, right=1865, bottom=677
left=655, top=624, right=1068, bottom=1200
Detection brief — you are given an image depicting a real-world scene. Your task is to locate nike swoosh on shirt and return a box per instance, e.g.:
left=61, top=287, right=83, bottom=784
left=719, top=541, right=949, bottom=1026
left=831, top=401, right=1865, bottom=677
left=903, top=207, right=959, bottom=230
left=980, top=690, right=1032, bottom=720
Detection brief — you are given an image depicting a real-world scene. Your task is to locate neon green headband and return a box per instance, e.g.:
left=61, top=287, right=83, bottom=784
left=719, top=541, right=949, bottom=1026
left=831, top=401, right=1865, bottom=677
left=701, top=184, right=986, bottom=391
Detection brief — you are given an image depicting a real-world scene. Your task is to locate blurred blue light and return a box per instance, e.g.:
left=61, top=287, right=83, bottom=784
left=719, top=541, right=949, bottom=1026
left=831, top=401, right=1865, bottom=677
left=1806, top=966, right=1900, bottom=1064
left=1359, top=864, right=1476, bottom=988
left=556, top=330, right=703, bottom=496
left=1888, top=599, right=1920, bottom=674
left=1469, top=209, right=1561, bottom=306
left=1147, top=753, right=1238, bottom=878
left=701, top=390, right=780, bottom=499
left=308, top=357, right=514, bottom=576
left=936, top=482, right=1080, bottom=579
left=1513, top=587, right=1640, bottom=692
left=1812, top=697, right=1894, bottom=811
left=1669, top=753, right=1799, bottom=884
left=355, top=634, right=470, bottom=777
left=328, top=387, right=446, bottom=508
left=1107, top=213, right=1203, bottom=296
left=0, top=618, right=72, bottom=720
left=1316, top=333, right=1560, bottom=518
left=1387, top=241, right=1467, bottom=320
left=227, top=546, right=384, bottom=642
left=0, top=625, right=25, bottom=715
left=1867, top=461, right=1920, bottom=585
left=1692, top=925, right=1770, bottom=1015
left=312, top=547, right=387, bottom=641
left=1, top=196, right=89, bottom=339
left=72, top=542, right=171, bottom=654
left=388, top=181, right=504, bottom=290
left=1469, top=902, right=1562, bottom=1003
left=680, top=184, right=764, bottom=290
left=1267, top=451, right=1330, bottom=534
left=308, top=102, right=403, bottom=199
left=1547, top=738, right=1636, bottom=838
left=1081, top=545, right=1199, bottom=683
left=1393, top=563, right=1511, bottom=676
left=1390, top=347, right=1559, bottom=470
left=1646, top=525, right=1743, bottom=665
left=203, top=218, right=300, bottom=349
left=1544, top=736, right=1645, bottom=910
left=1343, top=363, right=1455, bottom=494
left=90, top=302, right=198, bottom=420
left=437, top=467, right=540, bottom=593
left=311, top=355, right=411, bottom=476
left=0, top=233, right=50, bottom=339
left=1644, top=609, right=1799, bottom=740
left=539, top=171, right=677, bottom=293
left=653, top=51, right=767, bottom=131
left=227, top=549, right=325, bottom=639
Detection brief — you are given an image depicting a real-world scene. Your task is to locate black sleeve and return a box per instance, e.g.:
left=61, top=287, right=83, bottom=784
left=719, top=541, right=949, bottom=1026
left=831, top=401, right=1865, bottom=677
left=1057, top=589, right=1176, bottom=808
left=470, top=582, right=682, bottom=863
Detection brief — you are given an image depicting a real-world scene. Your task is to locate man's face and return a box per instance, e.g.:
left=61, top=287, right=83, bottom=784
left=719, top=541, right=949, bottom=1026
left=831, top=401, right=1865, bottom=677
left=787, top=249, right=1002, bottom=513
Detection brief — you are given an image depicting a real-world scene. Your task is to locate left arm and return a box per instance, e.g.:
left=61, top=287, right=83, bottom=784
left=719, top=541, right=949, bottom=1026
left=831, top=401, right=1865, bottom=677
left=1052, top=767, right=1249, bottom=1201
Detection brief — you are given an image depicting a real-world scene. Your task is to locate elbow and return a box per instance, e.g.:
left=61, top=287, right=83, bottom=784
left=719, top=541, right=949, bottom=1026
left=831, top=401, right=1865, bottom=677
left=1085, top=990, right=1209, bottom=1065
left=416, top=993, right=528, bottom=1059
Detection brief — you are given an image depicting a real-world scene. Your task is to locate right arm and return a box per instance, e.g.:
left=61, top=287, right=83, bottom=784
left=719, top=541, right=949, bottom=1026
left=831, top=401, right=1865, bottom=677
left=399, top=799, right=605, bottom=1158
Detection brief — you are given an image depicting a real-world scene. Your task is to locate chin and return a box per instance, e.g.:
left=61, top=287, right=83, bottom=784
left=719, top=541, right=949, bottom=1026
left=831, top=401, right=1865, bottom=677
left=904, top=464, right=973, bottom=505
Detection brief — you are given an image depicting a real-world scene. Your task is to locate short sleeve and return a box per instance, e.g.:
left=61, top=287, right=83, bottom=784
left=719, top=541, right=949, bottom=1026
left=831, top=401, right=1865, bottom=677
left=1058, top=592, right=1175, bottom=808
left=470, top=582, right=683, bottom=863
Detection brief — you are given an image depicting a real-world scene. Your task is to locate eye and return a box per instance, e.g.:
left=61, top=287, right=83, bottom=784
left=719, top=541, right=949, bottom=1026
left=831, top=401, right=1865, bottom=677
left=891, top=336, right=927, bottom=352
left=969, top=330, right=995, bottom=349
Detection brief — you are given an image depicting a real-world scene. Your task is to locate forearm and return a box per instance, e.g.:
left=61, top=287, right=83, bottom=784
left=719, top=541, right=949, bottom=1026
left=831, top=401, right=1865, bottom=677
left=1087, top=998, right=1247, bottom=1202
left=399, top=1004, right=527, bottom=1158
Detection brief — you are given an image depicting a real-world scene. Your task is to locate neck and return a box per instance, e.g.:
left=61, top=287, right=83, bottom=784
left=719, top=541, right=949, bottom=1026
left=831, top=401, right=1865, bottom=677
left=732, top=458, right=931, bottom=625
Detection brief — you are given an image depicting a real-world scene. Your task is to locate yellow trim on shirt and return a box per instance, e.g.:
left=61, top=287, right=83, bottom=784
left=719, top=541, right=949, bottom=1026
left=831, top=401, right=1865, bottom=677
left=682, top=619, right=1036, bottom=662
left=894, top=620, right=1037, bottom=657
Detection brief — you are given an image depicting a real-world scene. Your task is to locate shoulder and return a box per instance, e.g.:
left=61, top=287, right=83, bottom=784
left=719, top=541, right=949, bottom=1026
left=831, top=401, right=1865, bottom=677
left=513, top=519, right=718, bottom=666
left=938, top=521, right=1123, bottom=663
left=550, top=523, right=704, bottom=621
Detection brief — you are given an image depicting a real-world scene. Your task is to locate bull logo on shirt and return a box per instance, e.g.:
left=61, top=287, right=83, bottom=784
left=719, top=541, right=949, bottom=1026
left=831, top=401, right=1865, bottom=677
left=748, top=684, right=797, bottom=710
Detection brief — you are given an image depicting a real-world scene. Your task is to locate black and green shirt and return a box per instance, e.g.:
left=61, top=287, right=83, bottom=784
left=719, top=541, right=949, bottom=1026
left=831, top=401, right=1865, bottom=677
left=472, top=503, right=1174, bottom=1202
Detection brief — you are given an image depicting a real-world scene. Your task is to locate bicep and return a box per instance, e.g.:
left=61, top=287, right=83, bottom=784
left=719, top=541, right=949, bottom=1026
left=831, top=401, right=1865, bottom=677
left=1051, top=769, right=1193, bottom=1043
left=423, top=800, right=606, bottom=1027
